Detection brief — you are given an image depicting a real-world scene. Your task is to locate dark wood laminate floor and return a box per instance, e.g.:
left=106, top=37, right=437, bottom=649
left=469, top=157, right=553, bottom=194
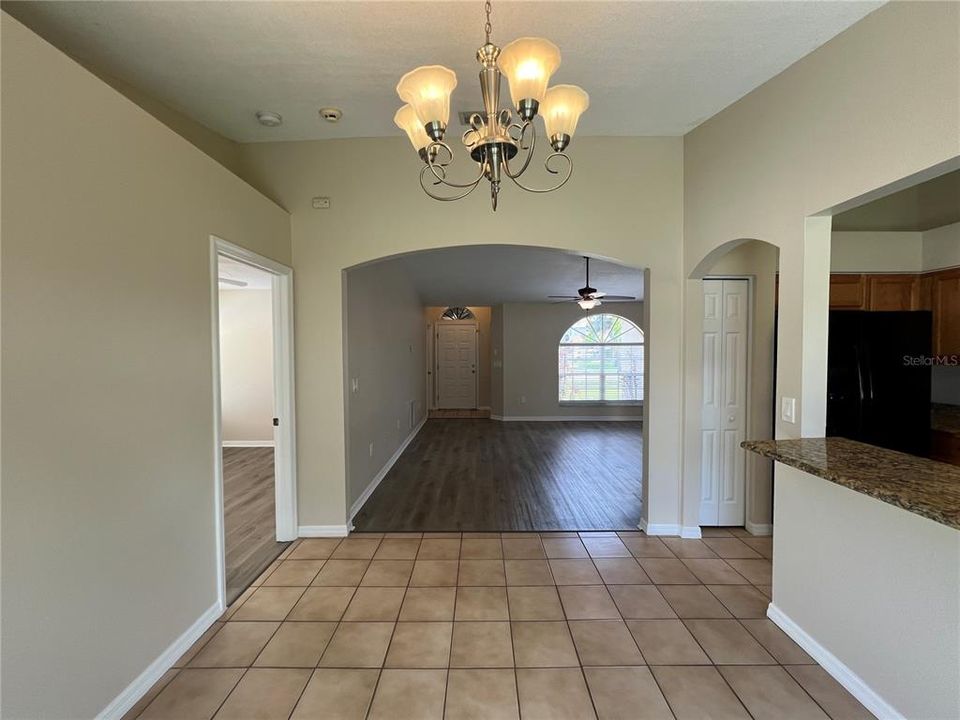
left=223, top=447, right=289, bottom=604
left=353, top=419, right=643, bottom=532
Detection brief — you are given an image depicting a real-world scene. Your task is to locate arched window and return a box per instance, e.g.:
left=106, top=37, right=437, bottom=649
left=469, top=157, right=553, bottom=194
left=441, top=306, right=475, bottom=320
left=559, top=313, right=644, bottom=404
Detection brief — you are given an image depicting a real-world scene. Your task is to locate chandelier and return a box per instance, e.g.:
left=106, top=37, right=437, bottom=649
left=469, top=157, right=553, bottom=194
left=393, top=0, right=589, bottom=211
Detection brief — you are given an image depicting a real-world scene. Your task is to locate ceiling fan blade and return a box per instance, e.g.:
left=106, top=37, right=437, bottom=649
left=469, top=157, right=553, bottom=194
left=589, top=291, right=607, bottom=298
left=548, top=295, right=579, bottom=299
left=598, top=295, right=636, bottom=300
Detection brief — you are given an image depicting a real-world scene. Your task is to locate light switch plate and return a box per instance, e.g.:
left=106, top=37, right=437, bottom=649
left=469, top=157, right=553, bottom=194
left=781, top=396, right=797, bottom=423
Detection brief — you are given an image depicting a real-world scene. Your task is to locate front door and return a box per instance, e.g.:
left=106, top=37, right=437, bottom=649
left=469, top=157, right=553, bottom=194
left=437, top=321, right=478, bottom=409
left=699, top=278, right=749, bottom=526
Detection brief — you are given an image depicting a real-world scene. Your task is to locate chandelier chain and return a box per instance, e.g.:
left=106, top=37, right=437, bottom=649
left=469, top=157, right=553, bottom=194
left=484, top=0, right=492, bottom=44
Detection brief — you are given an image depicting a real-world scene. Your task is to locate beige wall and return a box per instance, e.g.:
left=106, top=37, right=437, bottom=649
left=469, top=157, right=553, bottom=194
left=219, top=289, right=274, bottom=443
left=425, top=306, right=492, bottom=409
left=683, top=1, right=959, bottom=529
left=922, top=221, right=960, bottom=271
left=1, top=15, right=290, bottom=718
left=683, top=1, right=959, bottom=710
left=830, top=225, right=960, bottom=273
left=345, top=260, right=426, bottom=511
left=830, top=231, right=923, bottom=272
left=773, top=464, right=959, bottom=719
left=238, top=136, right=685, bottom=530
left=501, top=302, right=645, bottom=419
left=684, top=1, right=959, bottom=441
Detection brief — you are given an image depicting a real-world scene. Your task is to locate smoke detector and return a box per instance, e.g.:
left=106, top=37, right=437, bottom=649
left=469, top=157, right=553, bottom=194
left=256, top=111, right=283, bottom=127
left=319, top=107, right=343, bottom=123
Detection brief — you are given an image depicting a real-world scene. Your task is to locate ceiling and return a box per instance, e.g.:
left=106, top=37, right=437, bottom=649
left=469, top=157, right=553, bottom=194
left=832, top=170, right=960, bottom=231
left=5, top=1, right=883, bottom=142
left=218, top=256, right=272, bottom=290
left=370, top=245, right=644, bottom=305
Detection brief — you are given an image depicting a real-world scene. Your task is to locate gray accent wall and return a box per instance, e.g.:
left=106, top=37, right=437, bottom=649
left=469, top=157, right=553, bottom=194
left=500, top=302, right=645, bottom=419
left=345, top=261, right=426, bottom=509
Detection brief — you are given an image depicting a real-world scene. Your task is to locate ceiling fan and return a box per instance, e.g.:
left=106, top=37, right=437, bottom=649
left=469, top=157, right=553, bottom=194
left=549, top=256, right=636, bottom=310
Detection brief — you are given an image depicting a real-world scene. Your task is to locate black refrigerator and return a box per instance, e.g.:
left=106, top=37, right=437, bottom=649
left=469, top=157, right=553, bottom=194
left=827, top=310, right=932, bottom=456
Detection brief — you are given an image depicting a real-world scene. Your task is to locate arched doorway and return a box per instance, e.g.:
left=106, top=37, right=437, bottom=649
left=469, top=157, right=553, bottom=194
left=683, top=239, right=781, bottom=536
left=341, top=245, right=649, bottom=531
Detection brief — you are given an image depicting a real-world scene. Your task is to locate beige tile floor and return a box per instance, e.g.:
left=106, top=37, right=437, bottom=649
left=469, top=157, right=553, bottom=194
left=127, top=530, right=873, bottom=720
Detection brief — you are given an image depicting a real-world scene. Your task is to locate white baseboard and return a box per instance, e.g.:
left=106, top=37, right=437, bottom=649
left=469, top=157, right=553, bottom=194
left=349, top=417, right=427, bottom=521
left=97, top=601, right=223, bottom=720
left=767, top=603, right=903, bottom=720
left=638, top=519, right=682, bottom=536
left=495, top=415, right=643, bottom=422
left=745, top=521, right=773, bottom=536
left=298, top=524, right=351, bottom=537
left=680, top=525, right=703, bottom=539
left=222, top=440, right=275, bottom=448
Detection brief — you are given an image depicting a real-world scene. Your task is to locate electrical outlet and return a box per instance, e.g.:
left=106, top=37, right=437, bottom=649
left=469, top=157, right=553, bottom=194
left=369, top=442, right=374, bottom=457
left=781, top=396, right=797, bottom=423
left=351, top=378, right=359, bottom=393
left=520, top=395, right=527, bottom=405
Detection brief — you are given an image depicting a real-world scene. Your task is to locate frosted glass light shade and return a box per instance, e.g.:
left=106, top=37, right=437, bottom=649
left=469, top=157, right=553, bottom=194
left=541, top=84, right=589, bottom=139
left=396, top=65, right=458, bottom=126
left=394, top=104, right=430, bottom=152
left=498, top=37, right=561, bottom=107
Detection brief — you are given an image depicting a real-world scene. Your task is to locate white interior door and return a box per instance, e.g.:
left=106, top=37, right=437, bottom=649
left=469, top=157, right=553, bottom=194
left=699, top=279, right=749, bottom=526
left=437, top=322, right=478, bottom=409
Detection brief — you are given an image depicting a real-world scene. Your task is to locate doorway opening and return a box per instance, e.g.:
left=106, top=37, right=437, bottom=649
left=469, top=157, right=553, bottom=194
left=211, top=237, right=297, bottom=606
left=343, top=245, right=646, bottom=532
left=427, top=306, right=490, bottom=418
left=690, top=239, right=780, bottom=536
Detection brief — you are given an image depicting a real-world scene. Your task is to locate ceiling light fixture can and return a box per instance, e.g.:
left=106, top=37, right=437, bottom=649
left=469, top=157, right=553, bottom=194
left=393, top=0, right=587, bottom=211
left=256, top=110, right=283, bottom=127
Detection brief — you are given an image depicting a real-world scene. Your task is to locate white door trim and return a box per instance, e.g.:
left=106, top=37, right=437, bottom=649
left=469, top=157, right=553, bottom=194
left=210, top=236, right=298, bottom=611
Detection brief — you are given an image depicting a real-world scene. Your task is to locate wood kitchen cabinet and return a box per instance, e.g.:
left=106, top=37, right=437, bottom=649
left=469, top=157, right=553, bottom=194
left=930, top=268, right=960, bottom=355
left=829, top=274, right=868, bottom=309
left=826, top=269, right=959, bottom=354
left=866, top=274, right=919, bottom=311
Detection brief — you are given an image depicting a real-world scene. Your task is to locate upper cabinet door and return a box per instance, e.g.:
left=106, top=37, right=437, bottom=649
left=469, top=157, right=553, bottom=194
left=931, top=268, right=960, bottom=356
left=866, top=274, right=919, bottom=311
left=829, top=274, right=868, bottom=309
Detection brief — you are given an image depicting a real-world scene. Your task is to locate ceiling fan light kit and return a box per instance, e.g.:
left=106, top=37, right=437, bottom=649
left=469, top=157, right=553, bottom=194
left=393, top=0, right=588, bottom=211
left=549, top=257, right=638, bottom=311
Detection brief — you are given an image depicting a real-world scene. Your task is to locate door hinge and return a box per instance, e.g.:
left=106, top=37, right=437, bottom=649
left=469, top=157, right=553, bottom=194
left=273, top=417, right=280, bottom=426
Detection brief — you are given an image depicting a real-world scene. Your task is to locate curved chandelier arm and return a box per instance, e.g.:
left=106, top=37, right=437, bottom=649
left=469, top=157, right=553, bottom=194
left=507, top=152, right=573, bottom=193
left=425, top=142, right=487, bottom=188
left=419, top=164, right=483, bottom=201
left=502, top=121, right=537, bottom=179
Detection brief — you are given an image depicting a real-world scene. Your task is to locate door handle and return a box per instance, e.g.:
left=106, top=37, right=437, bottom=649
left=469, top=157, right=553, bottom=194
left=727, top=415, right=735, bottom=422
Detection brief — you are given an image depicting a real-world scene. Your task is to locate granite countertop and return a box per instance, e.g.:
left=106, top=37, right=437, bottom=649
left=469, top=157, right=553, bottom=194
left=931, top=403, right=960, bottom=436
left=742, top=437, right=960, bottom=530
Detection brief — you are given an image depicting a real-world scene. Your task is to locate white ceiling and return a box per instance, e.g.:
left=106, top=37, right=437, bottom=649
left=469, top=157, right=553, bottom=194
left=370, top=245, right=644, bottom=305
left=6, top=1, right=883, bottom=142
left=218, top=256, right=273, bottom=290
